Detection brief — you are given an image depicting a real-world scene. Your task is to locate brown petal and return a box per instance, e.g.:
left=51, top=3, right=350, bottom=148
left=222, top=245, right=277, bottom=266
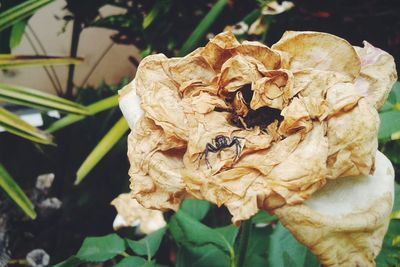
left=326, top=98, right=379, bottom=178
left=274, top=151, right=394, bottom=267
left=218, top=55, right=263, bottom=92
left=250, top=70, right=293, bottom=110
left=272, top=31, right=361, bottom=79
left=354, top=41, right=398, bottom=110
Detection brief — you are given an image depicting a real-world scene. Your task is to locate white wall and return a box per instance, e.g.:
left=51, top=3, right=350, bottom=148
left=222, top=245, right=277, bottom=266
left=0, top=0, right=139, bottom=94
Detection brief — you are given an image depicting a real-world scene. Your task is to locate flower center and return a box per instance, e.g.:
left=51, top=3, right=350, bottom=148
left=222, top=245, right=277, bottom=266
left=226, top=84, right=283, bottom=129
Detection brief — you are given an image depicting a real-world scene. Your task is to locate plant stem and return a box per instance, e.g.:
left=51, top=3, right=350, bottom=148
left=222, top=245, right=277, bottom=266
left=65, top=18, right=81, bottom=99
left=236, top=220, right=252, bottom=267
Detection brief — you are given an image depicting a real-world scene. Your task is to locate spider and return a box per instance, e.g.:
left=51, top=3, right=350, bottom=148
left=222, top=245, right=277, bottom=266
left=199, top=135, right=244, bottom=169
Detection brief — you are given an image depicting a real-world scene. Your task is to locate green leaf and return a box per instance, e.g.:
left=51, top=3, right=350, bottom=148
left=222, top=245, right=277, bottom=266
left=75, top=117, right=129, bottom=184
left=175, top=225, right=238, bottom=267
left=268, top=222, right=320, bottom=267
left=0, top=164, right=36, bottom=219
left=0, top=0, right=55, bottom=31
left=176, top=245, right=231, bottom=267
left=45, top=94, right=118, bottom=133
left=0, top=83, right=89, bottom=115
left=142, top=0, right=172, bottom=29
left=114, top=256, right=147, bottom=267
left=180, top=199, right=210, bottom=221
left=393, top=182, right=400, bottom=213
left=127, top=227, right=167, bottom=259
left=379, top=110, right=400, bottom=140
left=0, top=54, right=83, bottom=68
left=178, top=0, right=228, bottom=56
left=9, top=20, right=27, bottom=49
left=0, top=106, right=53, bottom=144
left=169, top=211, right=234, bottom=256
left=376, top=220, right=400, bottom=267
left=75, top=234, right=125, bottom=262
left=52, top=256, right=82, bottom=267
left=242, top=226, right=272, bottom=267
left=251, top=211, right=277, bottom=224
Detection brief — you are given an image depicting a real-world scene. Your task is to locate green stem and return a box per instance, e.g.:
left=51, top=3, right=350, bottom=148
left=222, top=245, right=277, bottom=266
left=236, top=220, right=252, bottom=267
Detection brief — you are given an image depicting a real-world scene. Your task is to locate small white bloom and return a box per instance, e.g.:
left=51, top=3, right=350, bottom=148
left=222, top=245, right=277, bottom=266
left=26, top=249, right=49, bottom=267
left=35, top=174, right=55, bottom=191
left=231, top=22, right=249, bottom=35
left=38, top=198, right=62, bottom=210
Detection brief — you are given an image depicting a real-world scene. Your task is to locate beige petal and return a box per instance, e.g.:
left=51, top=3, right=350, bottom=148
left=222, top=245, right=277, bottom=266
left=250, top=70, right=293, bottom=110
left=326, top=98, right=379, bottom=178
left=232, top=91, right=249, bottom=116
left=111, top=193, right=166, bottom=234
left=200, top=31, right=240, bottom=71
left=272, top=31, right=361, bottom=79
left=354, top=41, right=398, bottom=110
left=234, top=41, right=281, bottom=70
left=278, top=97, right=313, bottom=137
left=274, top=151, right=394, bottom=267
left=218, top=55, right=263, bottom=92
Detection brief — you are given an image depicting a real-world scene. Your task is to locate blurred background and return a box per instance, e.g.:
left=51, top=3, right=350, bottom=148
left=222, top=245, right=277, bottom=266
left=0, top=0, right=399, bottom=266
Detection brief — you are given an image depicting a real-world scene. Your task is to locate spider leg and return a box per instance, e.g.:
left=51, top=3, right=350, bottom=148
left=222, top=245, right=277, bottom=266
left=227, top=138, right=243, bottom=161
left=204, top=143, right=219, bottom=169
left=234, top=140, right=242, bottom=161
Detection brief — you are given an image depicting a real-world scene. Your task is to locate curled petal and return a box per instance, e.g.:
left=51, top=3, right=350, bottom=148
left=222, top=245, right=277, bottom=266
left=327, top=98, right=379, bottom=178
left=354, top=41, right=398, bottom=110
left=274, top=151, right=394, bottom=267
left=111, top=193, right=166, bottom=234
left=218, top=55, right=263, bottom=92
left=272, top=31, right=361, bottom=78
left=250, top=70, right=293, bottom=110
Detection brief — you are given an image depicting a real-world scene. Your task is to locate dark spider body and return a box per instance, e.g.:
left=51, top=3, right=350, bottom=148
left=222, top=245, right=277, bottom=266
left=200, top=135, right=243, bottom=169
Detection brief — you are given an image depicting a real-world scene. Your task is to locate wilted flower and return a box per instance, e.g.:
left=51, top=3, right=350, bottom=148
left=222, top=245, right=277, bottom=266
left=119, top=30, right=396, bottom=265
left=38, top=198, right=62, bottom=210
left=224, top=22, right=249, bottom=36
left=26, top=249, right=49, bottom=267
left=249, top=1, right=294, bottom=35
left=111, top=193, right=166, bottom=234
left=35, top=173, right=55, bottom=191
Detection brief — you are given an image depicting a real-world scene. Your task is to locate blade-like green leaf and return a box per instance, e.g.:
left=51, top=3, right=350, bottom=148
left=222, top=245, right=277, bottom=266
left=0, top=106, right=53, bottom=144
left=0, top=164, right=36, bottom=219
left=0, top=54, right=83, bottom=69
left=75, top=117, right=129, bottom=184
left=0, top=0, right=55, bottom=31
left=9, top=20, right=27, bottom=49
left=178, top=0, right=227, bottom=56
left=46, top=94, right=118, bottom=133
left=0, top=83, right=89, bottom=115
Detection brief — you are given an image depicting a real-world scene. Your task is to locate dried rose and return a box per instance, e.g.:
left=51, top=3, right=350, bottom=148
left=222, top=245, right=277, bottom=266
left=111, top=193, right=166, bottom=234
left=119, top=30, right=397, bottom=265
left=120, top=31, right=396, bottom=223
